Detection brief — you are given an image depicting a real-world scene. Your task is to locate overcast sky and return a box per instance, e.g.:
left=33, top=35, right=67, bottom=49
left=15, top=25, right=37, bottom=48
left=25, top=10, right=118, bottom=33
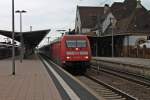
left=0, top=0, right=149, bottom=45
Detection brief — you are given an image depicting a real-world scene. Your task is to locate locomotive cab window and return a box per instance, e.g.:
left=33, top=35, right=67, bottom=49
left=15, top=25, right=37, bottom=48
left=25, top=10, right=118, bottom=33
left=66, top=40, right=87, bottom=48
left=66, top=40, right=76, bottom=47
left=77, top=40, right=86, bottom=47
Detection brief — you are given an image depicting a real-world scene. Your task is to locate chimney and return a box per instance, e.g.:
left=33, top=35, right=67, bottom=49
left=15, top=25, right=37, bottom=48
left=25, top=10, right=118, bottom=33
left=104, top=4, right=110, bottom=14
left=136, top=0, right=142, bottom=8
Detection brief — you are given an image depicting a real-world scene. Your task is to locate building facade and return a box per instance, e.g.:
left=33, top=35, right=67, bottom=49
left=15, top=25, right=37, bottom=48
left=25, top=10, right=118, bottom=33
left=75, top=0, right=150, bottom=58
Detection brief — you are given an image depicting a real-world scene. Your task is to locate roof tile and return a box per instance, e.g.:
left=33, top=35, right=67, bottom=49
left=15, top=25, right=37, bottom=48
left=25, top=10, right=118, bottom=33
left=78, top=6, right=104, bottom=28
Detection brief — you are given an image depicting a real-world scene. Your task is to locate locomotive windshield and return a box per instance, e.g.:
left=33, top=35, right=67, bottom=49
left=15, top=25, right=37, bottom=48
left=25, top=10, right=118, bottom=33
left=77, top=40, right=86, bottom=47
left=66, top=40, right=76, bottom=47
left=66, top=40, right=87, bottom=48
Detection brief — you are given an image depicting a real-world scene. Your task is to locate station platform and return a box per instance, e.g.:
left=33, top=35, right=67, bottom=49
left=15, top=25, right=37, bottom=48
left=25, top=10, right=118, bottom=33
left=93, top=57, right=150, bottom=67
left=0, top=58, right=61, bottom=100
left=0, top=55, right=104, bottom=100
left=92, top=57, right=150, bottom=78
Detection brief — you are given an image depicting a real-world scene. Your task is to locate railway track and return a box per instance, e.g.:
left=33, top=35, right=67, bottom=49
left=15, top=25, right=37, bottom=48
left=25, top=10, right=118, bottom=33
left=77, top=75, right=137, bottom=100
left=40, top=54, right=149, bottom=100
left=40, top=54, right=137, bottom=100
left=87, top=66, right=150, bottom=100
left=91, top=66, right=150, bottom=88
left=39, top=55, right=101, bottom=100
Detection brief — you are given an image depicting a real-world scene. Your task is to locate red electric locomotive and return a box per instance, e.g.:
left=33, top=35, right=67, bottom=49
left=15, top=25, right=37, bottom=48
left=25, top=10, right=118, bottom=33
left=50, top=35, right=91, bottom=72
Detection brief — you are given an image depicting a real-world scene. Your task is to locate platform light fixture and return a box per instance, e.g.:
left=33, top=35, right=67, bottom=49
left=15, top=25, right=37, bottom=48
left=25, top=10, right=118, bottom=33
left=15, top=10, right=27, bottom=63
left=110, top=17, right=116, bottom=57
left=12, top=0, right=15, bottom=75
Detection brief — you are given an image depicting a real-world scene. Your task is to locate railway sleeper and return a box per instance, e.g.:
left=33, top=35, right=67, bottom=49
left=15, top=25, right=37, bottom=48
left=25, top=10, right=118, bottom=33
left=106, top=98, right=126, bottom=100
left=97, top=87, right=111, bottom=90
left=103, top=95, right=122, bottom=98
left=98, top=90, right=113, bottom=93
left=104, top=96, right=124, bottom=99
left=103, top=94, right=120, bottom=96
left=98, top=91, right=116, bottom=94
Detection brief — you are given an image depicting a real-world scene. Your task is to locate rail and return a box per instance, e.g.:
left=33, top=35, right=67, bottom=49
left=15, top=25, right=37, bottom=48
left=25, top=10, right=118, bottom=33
left=85, top=74, right=138, bottom=100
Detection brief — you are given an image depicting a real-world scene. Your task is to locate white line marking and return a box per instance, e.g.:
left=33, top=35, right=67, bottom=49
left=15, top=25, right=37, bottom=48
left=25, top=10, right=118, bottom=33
left=43, top=59, right=80, bottom=100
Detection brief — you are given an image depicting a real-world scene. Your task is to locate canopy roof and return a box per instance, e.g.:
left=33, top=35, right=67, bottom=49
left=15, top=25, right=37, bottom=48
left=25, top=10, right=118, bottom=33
left=0, top=29, right=50, bottom=48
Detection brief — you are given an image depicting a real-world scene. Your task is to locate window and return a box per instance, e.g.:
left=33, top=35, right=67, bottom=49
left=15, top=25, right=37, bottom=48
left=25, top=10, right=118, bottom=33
left=66, top=40, right=76, bottom=48
left=77, top=40, right=86, bottom=47
left=66, top=40, right=87, bottom=48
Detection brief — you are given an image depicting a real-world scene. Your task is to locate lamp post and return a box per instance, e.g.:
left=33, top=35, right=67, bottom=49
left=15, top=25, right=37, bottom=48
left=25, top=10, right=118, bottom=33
left=12, top=0, right=15, bottom=75
left=16, top=10, right=27, bottom=63
left=110, top=17, right=116, bottom=57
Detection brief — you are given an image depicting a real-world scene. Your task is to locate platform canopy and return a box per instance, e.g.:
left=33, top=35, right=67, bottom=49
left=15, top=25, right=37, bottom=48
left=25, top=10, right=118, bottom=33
left=0, top=29, right=50, bottom=48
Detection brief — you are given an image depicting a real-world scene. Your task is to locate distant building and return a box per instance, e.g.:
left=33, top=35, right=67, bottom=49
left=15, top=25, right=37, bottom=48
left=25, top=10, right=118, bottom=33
left=102, top=0, right=150, bottom=58
left=75, top=6, right=104, bottom=34
left=75, top=0, right=150, bottom=58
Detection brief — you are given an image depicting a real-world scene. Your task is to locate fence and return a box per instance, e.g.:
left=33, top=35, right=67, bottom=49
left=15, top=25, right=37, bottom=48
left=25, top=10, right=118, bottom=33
left=123, top=46, right=150, bottom=59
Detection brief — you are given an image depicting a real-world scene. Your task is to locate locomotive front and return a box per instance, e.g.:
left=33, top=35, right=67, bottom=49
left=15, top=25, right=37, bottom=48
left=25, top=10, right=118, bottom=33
left=60, top=35, right=91, bottom=72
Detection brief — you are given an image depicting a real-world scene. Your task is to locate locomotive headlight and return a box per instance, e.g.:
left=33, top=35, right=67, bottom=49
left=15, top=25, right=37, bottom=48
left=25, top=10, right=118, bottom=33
left=66, top=56, right=71, bottom=59
left=75, top=48, right=79, bottom=51
left=84, top=56, right=89, bottom=59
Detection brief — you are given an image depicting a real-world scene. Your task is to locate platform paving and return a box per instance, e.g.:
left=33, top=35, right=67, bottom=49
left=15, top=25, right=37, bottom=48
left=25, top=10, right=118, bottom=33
left=0, top=57, right=61, bottom=100
left=93, top=57, right=150, bottom=68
